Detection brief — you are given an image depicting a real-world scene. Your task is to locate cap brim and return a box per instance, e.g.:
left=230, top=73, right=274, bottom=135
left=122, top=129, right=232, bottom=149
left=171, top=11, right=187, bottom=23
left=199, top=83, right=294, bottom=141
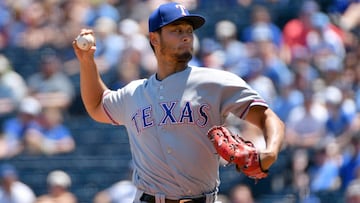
left=177, top=15, right=205, bottom=30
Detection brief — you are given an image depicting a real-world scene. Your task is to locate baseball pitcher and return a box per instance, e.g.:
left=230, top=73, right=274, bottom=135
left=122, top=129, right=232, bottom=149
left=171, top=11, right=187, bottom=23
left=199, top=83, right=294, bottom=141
left=73, top=2, right=285, bottom=203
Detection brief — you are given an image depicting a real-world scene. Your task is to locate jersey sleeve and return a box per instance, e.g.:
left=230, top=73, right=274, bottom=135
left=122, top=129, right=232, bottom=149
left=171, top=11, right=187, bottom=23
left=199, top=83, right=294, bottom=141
left=102, top=89, right=125, bottom=125
left=102, top=79, right=146, bottom=125
left=219, top=71, right=268, bottom=119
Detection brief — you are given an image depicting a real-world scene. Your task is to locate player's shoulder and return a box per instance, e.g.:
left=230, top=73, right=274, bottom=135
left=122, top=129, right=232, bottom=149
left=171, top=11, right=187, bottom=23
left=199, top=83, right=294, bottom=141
left=190, top=66, right=242, bottom=81
left=191, top=65, right=236, bottom=74
left=123, top=78, right=148, bottom=89
left=110, top=78, right=148, bottom=96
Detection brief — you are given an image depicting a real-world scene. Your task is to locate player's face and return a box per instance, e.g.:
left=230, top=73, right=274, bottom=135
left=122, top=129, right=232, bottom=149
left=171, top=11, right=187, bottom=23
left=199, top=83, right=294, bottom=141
left=157, top=21, right=194, bottom=63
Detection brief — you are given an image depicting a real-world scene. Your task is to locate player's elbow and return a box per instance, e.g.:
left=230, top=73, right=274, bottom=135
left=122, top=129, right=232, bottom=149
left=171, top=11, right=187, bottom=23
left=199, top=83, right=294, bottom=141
left=86, top=106, right=112, bottom=124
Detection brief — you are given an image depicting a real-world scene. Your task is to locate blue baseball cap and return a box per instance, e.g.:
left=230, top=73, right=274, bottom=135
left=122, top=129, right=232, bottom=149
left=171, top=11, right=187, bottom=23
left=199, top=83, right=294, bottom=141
left=149, top=2, right=205, bottom=32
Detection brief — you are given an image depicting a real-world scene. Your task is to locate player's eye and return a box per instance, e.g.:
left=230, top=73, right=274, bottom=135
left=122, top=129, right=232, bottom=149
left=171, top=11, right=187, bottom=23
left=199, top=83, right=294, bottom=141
left=173, top=29, right=182, bottom=33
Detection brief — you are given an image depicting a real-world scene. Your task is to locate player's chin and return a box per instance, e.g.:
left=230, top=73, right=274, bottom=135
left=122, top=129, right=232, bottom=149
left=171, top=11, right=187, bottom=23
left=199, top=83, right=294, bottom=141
left=176, top=52, right=192, bottom=63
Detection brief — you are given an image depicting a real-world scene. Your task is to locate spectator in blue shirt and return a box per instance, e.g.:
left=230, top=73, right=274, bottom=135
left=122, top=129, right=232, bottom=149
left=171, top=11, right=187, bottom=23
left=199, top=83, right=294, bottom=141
left=24, top=107, right=75, bottom=155
left=0, top=96, right=42, bottom=158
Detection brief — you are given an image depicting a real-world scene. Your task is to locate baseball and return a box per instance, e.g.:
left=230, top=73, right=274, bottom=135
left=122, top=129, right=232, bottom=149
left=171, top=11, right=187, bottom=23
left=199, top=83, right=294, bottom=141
left=75, top=34, right=95, bottom=51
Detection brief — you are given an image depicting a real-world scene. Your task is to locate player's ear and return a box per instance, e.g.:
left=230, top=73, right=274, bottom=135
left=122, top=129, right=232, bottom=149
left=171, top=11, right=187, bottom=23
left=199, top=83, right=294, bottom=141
left=149, top=32, right=159, bottom=46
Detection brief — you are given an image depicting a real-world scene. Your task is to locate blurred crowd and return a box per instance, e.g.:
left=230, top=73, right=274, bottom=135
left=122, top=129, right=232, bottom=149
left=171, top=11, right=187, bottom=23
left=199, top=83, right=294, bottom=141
left=0, top=0, right=360, bottom=202
left=0, top=163, right=77, bottom=203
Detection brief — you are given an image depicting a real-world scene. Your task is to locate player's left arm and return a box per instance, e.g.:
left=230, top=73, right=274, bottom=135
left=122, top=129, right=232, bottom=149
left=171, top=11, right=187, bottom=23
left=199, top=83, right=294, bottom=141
left=244, top=105, right=285, bottom=171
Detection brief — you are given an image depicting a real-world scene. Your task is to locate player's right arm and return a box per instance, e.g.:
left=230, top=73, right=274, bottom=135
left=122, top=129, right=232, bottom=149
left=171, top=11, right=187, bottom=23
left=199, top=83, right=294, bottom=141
left=72, top=29, right=113, bottom=124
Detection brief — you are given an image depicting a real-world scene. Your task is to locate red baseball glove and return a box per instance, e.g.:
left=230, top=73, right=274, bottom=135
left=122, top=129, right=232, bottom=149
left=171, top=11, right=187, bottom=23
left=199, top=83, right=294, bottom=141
left=207, top=126, right=268, bottom=180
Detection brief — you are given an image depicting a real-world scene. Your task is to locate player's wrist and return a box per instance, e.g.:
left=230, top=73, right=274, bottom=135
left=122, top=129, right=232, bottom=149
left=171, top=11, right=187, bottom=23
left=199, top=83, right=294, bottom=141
left=259, top=151, right=277, bottom=170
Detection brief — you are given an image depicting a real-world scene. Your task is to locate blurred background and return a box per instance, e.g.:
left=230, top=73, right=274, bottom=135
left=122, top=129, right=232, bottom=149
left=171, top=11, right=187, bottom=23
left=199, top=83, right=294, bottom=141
left=0, top=0, right=360, bottom=202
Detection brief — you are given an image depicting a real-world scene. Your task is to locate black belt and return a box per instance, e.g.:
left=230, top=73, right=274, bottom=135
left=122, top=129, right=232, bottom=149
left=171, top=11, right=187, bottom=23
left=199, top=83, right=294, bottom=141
left=140, top=193, right=207, bottom=203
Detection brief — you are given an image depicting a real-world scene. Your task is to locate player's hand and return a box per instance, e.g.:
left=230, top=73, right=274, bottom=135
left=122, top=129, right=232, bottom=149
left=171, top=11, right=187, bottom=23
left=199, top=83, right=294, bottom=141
left=72, top=29, right=96, bottom=62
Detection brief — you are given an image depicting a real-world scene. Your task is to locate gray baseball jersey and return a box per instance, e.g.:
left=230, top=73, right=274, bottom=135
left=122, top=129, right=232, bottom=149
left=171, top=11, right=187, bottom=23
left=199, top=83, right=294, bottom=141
left=102, top=66, right=267, bottom=199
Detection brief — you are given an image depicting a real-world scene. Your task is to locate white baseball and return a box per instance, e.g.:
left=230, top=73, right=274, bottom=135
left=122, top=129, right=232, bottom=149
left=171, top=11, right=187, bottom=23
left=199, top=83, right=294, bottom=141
left=76, top=34, right=95, bottom=51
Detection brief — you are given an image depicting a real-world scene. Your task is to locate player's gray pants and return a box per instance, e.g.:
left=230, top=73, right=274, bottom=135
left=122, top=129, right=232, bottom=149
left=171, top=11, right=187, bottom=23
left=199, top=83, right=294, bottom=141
left=133, top=189, right=216, bottom=203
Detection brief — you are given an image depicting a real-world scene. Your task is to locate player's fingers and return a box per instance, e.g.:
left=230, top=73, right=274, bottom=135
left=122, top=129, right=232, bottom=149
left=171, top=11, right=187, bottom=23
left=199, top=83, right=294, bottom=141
left=72, top=36, right=96, bottom=51
left=72, top=41, right=96, bottom=63
left=72, top=40, right=78, bottom=49
left=90, top=46, right=96, bottom=52
left=72, top=40, right=83, bottom=60
left=79, top=28, right=94, bottom=36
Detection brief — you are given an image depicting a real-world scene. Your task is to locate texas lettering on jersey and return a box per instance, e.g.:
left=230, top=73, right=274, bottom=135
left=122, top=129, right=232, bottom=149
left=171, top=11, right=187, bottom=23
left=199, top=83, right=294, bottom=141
left=131, top=101, right=210, bottom=133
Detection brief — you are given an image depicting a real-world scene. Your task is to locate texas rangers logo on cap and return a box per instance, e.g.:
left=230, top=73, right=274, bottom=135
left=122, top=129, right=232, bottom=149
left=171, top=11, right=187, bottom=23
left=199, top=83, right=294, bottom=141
left=148, top=2, right=206, bottom=32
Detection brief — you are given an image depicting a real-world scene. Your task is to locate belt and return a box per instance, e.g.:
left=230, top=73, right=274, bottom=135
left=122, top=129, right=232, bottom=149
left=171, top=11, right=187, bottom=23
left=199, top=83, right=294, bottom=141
left=140, top=193, right=207, bottom=203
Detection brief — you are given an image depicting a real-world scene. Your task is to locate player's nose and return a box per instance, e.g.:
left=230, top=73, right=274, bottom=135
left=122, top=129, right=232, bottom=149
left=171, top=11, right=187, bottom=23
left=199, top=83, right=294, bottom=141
left=182, top=33, right=193, bottom=43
